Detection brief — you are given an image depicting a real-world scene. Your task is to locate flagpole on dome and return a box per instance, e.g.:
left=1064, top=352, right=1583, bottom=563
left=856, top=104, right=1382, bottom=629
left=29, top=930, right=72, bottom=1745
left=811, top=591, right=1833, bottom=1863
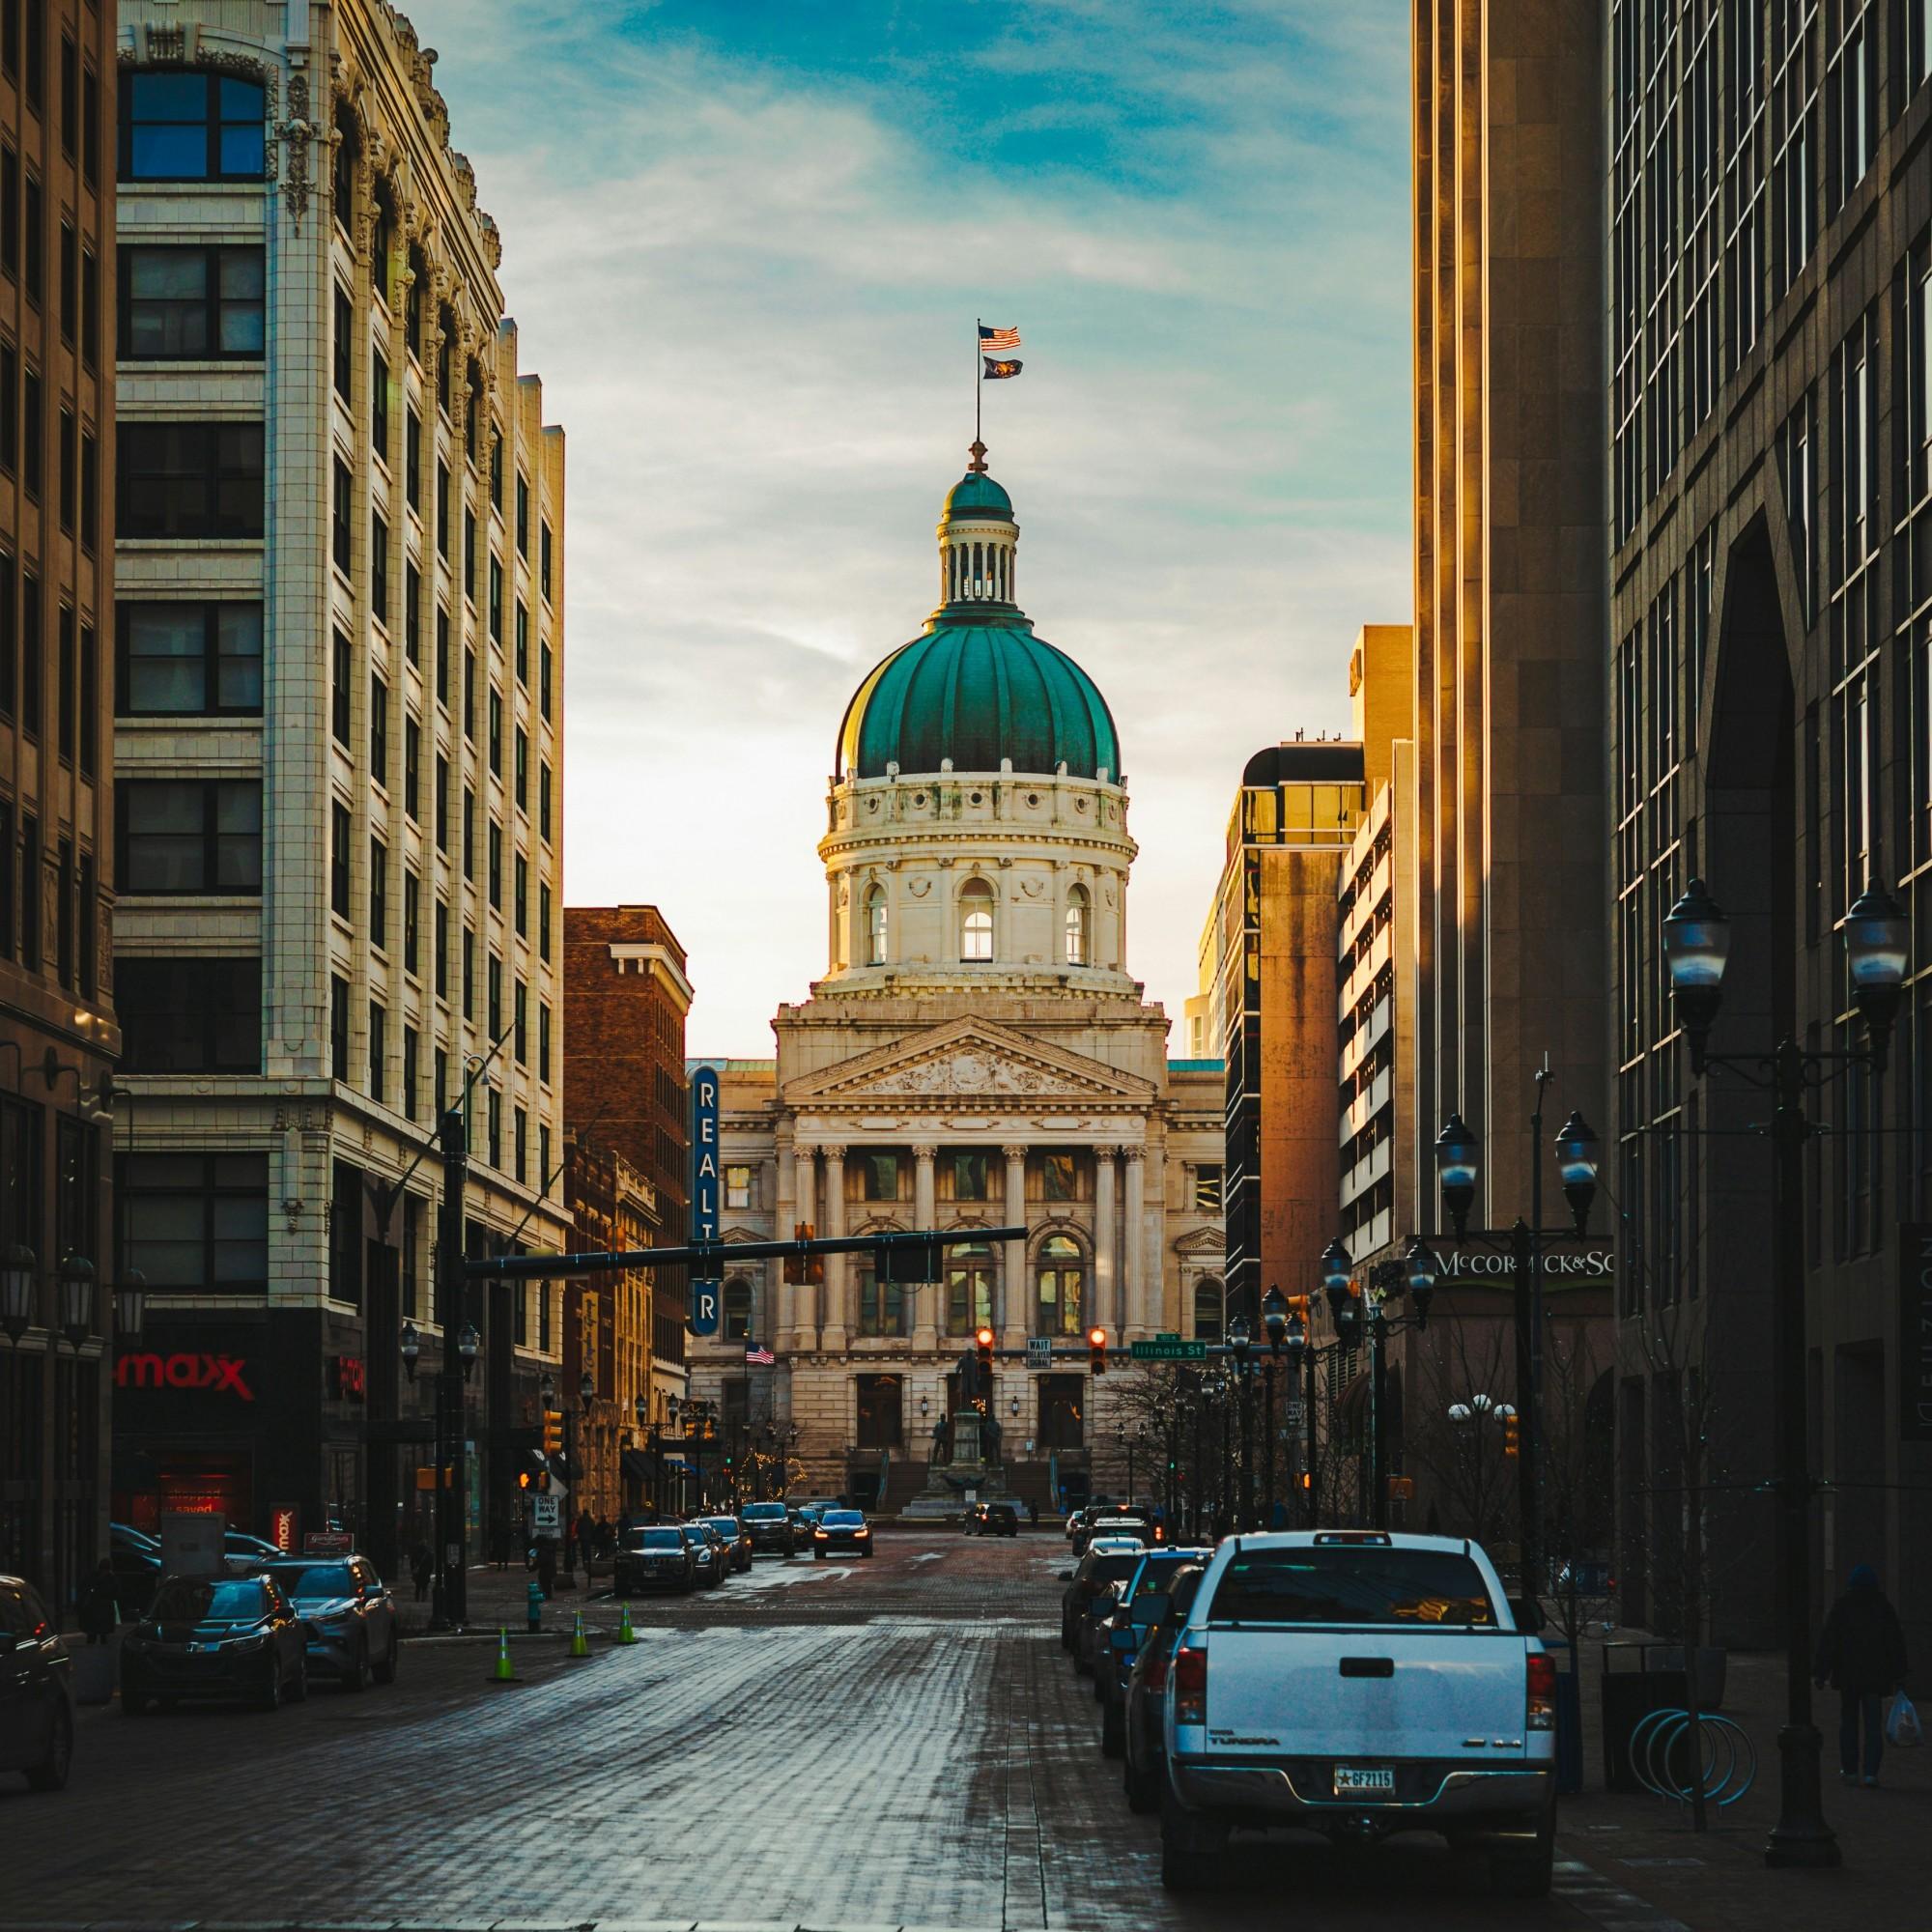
left=975, top=316, right=983, bottom=460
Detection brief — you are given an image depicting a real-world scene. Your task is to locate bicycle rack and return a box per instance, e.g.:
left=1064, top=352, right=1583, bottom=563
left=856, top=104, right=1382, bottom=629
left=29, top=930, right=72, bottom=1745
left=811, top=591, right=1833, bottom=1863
left=1627, top=1706, right=1758, bottom=1808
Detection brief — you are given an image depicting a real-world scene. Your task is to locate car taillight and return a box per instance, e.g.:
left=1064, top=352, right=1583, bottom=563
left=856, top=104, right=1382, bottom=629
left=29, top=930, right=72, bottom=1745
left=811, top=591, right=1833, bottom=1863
left=1525, top=1651, right=1556, bottom=1731
left=1174, top=1641, right=1207, bottom=1725
left=1147, top=1652, right=1170, bottom=1693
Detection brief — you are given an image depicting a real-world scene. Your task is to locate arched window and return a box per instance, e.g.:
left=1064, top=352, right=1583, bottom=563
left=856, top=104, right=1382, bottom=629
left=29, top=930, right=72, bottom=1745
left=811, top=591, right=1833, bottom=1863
left=857, top=1260, right=908, bottom=1337
left=437, top=306, right=457, bottom=415
left=946, top=1243, right=994, bottom=1334
left=723, top=1277, right=753, bottom=1341
left=1065, top=884, right=1090, bottom=966
left=959, top=878, right=994, bottom=960
left=371, top=188, right=394, bottom=306
left=866, top=884, right=888, bottom=965
left=331, top=112, right=357, bottom=234
left=1036, top=1234, right=1085, bottom=1336
left=1192, top=1276, right=1225, bottom=1342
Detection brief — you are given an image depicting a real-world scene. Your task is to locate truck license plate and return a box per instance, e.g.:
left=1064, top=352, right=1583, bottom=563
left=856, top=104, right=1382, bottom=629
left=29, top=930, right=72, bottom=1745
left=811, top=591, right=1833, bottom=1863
left=1334, top=1765, right=1396, bottom=1797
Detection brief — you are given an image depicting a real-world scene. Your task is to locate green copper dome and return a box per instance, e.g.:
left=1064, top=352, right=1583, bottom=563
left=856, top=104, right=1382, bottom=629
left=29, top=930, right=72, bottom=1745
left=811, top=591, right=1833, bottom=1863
left=942, top=471, right=1014, bottom=520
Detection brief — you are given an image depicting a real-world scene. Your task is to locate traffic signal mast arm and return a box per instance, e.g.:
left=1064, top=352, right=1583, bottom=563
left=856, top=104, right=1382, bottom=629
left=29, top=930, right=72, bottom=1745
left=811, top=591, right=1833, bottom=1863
left=460, top=1225, right=1030, bottom=1284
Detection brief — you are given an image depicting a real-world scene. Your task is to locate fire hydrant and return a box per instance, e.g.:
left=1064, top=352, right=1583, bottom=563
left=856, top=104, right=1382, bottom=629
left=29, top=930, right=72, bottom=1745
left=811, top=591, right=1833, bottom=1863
left=526, top=1579, right=543, bottom=1633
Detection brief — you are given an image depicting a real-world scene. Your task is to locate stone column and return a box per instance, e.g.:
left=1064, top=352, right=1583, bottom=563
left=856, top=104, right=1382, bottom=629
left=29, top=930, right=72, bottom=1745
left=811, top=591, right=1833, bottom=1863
left=792, top=1145, right=818, bottom=1352
left=1002, top=1144, right=1028, bottom=1352
left=775, top=1135, right=797, bottom=1348
left=912, top=1142, right=938, bottom=1350
left=1123, top=1145, right=1147, bottom=1338
left=1094, top=1148, right=1118, bottom=1338
left=821, top=1144, right=848, bottom=1350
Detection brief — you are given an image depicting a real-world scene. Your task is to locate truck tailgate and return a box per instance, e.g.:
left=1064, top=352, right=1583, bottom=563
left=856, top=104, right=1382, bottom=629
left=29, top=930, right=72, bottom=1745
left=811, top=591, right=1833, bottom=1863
left=1203, top=1630, right=1529, bottom=1759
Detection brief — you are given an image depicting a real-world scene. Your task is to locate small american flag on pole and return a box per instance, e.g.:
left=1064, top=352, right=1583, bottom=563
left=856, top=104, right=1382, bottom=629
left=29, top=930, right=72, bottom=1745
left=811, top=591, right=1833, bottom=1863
left=744, top=1343, right=776, bottom=1366
left=979, top=323, right=1021, bottom=351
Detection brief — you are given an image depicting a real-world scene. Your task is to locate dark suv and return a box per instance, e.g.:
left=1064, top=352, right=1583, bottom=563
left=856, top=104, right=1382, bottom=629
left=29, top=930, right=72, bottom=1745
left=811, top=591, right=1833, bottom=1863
left=740, top=1502, right=798, bottom=1555
left=963, top=1502, right=1019, bottom=1537
left=0, top=1576, right=72, bottom=1791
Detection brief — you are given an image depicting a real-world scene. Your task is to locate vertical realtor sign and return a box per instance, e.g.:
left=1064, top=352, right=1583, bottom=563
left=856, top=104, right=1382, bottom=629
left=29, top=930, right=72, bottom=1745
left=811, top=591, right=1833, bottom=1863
left=690, top=1066, right=722, bottom=1336
left=1901, top=1224, right=1932, bottom=1440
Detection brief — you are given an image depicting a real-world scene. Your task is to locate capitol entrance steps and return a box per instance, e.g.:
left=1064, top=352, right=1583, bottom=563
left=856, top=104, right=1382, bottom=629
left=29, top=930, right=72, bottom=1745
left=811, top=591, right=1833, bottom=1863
left=880, top=1458, right=932, bottom=1516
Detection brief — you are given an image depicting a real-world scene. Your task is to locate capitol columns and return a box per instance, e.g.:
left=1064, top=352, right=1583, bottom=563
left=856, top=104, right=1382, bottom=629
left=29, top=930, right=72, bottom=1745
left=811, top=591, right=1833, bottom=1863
left=821, top=1144, right=849, bottom=1350
left=1094, top=1147, right=1119, bottom=1336
left=1002, top=1146, right=1028, bottom=1351
left=911, top=1142, right=938, bottom=1350
left=775, top=1132, right=798, bottom=1350
left=1122, top=1145, right=1147, bottom=1339
left=792, top=1144, right=819, bottom=1352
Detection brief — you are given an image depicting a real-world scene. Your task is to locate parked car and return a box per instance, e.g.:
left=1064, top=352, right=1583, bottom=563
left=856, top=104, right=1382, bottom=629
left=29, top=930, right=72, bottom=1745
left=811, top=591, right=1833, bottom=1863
left=108, top=1525, right=162, bottom=1617
left=679, top=1522, right=729, bottom=1588
left=614, top=1526, right=697, bottom=1595
left=811, top=1509, right=873, bottom=1558
left=120, top=1573, right=310, bottom=1714
left=262, top=1555, right=397, bottom=1690
left=1072, top=1511, right=1151, bottom=1556
left=1065, top=1499, right=1118, bottom=1541
left=1095, top=1548, right=1210, bottom=1752
left=740, top=1502, right=798, bottom=1556
left=0, top=1576, right=73, bottom=1791
left=787, top=1504, right=820, bottom=1543
left=963, top=1501, right=1019, bottom=1538
left=1122, top=1562, right=1208, bottom=1811
left=224, top=1530, right=285, bottom=1564
left=1158, top=1530, right=1556, bottom=1896
left=698, top=1515, right=754, bottom=1573
left=1059, top=1546, right=1149, bottom=1656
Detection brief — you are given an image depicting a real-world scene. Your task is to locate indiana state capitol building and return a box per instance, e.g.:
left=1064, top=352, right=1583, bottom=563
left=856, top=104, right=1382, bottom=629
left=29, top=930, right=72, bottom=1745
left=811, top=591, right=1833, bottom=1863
left=689, top=453, right=1224, bottom=1509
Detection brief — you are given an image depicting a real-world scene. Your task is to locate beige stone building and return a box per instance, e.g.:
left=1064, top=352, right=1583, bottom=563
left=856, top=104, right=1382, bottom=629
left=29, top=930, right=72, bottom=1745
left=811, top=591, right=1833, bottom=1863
left=690, top=455, right=1222, bottom=1510
left=109, top=2, right=568, bottom=1578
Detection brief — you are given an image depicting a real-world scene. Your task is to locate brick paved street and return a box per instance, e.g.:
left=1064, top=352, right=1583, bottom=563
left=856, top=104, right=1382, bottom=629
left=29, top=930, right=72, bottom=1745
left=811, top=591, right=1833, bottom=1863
left=1, top=1532, right=1914, bottom=1932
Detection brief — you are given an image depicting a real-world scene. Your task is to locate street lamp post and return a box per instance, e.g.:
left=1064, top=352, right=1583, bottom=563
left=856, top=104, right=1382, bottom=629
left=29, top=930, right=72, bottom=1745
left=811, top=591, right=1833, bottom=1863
left=1662, top=873, right=1906, bottom=1870
left=1229, top=1315, right=1255, bottom=1528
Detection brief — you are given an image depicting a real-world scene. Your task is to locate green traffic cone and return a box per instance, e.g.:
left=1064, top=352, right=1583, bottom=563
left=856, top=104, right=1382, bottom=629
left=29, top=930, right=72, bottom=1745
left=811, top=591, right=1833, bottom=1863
left=568, top=1609, right=590, bottom=1659
left=615, top=1602, right=637, bottom=1646
left=488, top=1627, right=520, bottom=1685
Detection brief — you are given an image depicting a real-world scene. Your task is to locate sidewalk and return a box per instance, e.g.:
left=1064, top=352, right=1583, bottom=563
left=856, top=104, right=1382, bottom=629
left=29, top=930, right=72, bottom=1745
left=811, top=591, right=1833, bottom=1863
left=395, top=1561, right=614, bottom=1637
left=1554, top=1635, right=1926, bottom=1932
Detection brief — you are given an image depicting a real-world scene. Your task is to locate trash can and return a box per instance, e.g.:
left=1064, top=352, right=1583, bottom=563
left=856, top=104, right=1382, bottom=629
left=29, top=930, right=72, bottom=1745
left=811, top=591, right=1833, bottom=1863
left=1600, top=1641, right=1687, bottom=1793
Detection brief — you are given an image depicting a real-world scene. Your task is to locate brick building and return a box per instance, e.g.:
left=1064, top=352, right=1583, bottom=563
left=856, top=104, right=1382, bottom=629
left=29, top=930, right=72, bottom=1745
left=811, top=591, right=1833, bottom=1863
left=562, top=904, right=692, bottom=1428
left=0, top=0, right=118, bottom=1625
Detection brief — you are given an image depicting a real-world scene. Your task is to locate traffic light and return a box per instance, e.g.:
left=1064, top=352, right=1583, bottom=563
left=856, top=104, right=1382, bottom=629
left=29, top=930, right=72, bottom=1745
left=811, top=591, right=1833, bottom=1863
left=784, top=1221, right=812, bottom=1285
left=1502, top=1410, right=1520, bottom=1459
left=1088, top=1325, right=1108, bottom=1376
left=976, top=1325, right=994, bottom=1382
left=541, top=1409, right=563, bottom=1455
left=516, top=1463, right=552, bottom=1493
left=1299, top=1469, right=1313, bottom=1492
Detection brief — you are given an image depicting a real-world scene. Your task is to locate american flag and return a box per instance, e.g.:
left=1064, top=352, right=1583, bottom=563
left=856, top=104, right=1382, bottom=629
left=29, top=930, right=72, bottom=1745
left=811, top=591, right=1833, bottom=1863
left=744, top=1343, right=776, bottom=1366
left=979, top=324, right=1021, bottom=351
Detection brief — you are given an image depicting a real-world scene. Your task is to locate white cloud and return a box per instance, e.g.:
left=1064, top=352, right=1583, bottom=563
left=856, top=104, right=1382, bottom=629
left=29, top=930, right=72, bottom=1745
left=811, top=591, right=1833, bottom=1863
left=402, top=0, right=1411, bottom=1052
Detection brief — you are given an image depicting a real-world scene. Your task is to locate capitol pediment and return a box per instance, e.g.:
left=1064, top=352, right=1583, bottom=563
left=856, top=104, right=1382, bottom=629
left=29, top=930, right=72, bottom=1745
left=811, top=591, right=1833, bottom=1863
left=785, top=1017, right=1153, bottom=1107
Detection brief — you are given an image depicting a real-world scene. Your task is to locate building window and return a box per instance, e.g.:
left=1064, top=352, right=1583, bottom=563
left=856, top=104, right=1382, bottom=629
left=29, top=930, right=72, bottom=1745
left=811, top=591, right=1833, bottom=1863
left=436, top=459, right=450, bottom=556
left=1193, top=1164, right=1223, bottom=1213
left=515, top=600, right=529, bottom=684
left=372, top=349, right=389, bottom=455
left=115, top=595, right=265, bottom=719
left=404, top=715, right=422, bottom=822
left=370, top=512, right=388, bottom=623
left=514, top=1105, right=527, bottom=1185
left=514, top=853, right=528, bottom=935
left=724, top=1164, right=753, bottom=1208
left=856, top=1263, right=907, bottom=1338
left=116, top=1151, right=269, bottom=1292
left=369, top=836, right=388, bottom=949
left=369, top=671, right=388, bottom=775
left=402, top=1026, right=420, bottom=1122
left=118, top=956, right=260, bottom=1072
left=403, top=867, right=420, bottom=976
left=862, top=1152, right=897, bottom=1201
left=330, top=800, right=352, bottom=917
left=118, top=780, right=261, bottom=895
left=539, top=881, right=553, bottom=962
left=1065, top=884, right=1089, bottom=965
left=949, top=1150, right=988, bottom=1201
left=404, top=558, right=421, bottom=664
left=945, top=1244, right=994, bottom=1335
left=540, top=639, right=553, bottom=721
left=539, top=762, right=553, bottom=842
left=865, top=884, right=888, bottom=964
left=488, top=553, right=503, bottom=641
left=516, top=473, right=529, bottom=554
left=405, top=407, right=421, bottom=509
left=488, top=820, right=502, bottom=908
left=1192, top=1277, right=1225, bottom=1342
left=119, top=70, right=266, bottom=182
left=435, top=899, right=448, bottom=1000
left=118, top=421, right=265, bottom=539
left=435, top=753, right=449, bottom=851
left=959, top=877, right=994, bottom=960
left=514, top=727, right=528, bottom=810
left=538, top=1001, right=552, bottom=1084
left=1039, top=1151, right=1079, bottom=1202
left=368, top=998, right=386, bottom=1104
left=331, top=631, right=352, bottom=744
left=540, top=519, right=553, bottom=600
left=110, top=239, right=253, bottom=355
left=513, top=979, right=527, bottom=1064
left=332, top=283, right=353, bottom=401
left=330, top=974, right=351, bottom=1080
left=1036, top=1234, right=1085, bottom=1337
left=855, top=1374, right=903, bottom=1444
left=723, top=1278, right=753, bottom=1340
left=488, top=687, right=502, bottom=773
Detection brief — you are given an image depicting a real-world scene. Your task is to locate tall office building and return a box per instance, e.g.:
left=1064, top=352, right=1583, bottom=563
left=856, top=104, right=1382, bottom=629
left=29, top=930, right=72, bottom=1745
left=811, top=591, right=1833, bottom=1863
left=0, top=0, right=117, bottom=1625
left=1608, top=3, right=1931, bottom=1651
left=109, top=4, right=568, bottom=1577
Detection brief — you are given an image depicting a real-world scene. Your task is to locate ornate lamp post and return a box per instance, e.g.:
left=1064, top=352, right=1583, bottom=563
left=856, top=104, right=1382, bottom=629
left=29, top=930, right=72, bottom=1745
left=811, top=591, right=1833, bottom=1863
left=1, top=1242, right=36, bottom=1345
left=1660, top=872, right=1906, bottom=1870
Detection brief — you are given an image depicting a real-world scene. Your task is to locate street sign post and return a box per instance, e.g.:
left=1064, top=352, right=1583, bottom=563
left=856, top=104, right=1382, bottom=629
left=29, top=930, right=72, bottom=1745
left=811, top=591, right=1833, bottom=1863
left=1128, top=1338, right=1207, bottom=1361
left=1024, top=1336, right=1053, bottom=1368
left=531, top=1492, right=560, bottom=1538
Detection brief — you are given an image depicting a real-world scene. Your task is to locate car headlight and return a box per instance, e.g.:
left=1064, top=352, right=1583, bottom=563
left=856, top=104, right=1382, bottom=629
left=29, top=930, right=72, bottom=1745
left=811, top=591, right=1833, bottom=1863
left=813, top=1529, right=828, bottom=1539
left=854, top=1527, right=870, bottom=1537
left=231, top=1634, right=270, bottom=1654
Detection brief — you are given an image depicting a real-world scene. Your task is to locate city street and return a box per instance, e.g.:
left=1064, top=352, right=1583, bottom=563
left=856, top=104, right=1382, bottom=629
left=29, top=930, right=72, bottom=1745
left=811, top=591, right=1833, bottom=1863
left=2, top=1532, right=1709, bottom=1932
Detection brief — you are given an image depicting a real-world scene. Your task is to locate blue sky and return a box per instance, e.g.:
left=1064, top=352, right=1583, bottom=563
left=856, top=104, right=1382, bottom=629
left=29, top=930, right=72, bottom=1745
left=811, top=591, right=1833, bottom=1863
left=407, top=0, right=1413, bottom=1054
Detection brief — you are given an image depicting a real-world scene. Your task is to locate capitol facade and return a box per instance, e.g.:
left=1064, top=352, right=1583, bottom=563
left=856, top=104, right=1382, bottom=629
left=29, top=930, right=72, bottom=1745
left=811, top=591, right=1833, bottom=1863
left=687, top=454, right=1224, bottom=1511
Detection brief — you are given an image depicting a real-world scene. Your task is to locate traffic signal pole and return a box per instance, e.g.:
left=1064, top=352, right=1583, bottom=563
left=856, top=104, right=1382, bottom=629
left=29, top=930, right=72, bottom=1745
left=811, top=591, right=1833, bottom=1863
left=435, top=1103, right=469, bottom=1630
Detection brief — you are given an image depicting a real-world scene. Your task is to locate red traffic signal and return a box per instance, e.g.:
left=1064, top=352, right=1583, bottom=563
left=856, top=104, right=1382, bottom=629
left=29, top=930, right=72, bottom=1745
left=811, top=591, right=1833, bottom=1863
left=975, top=1325, right=994, bottom=1379
left=1088, top=1325, right=1108, bottom=1376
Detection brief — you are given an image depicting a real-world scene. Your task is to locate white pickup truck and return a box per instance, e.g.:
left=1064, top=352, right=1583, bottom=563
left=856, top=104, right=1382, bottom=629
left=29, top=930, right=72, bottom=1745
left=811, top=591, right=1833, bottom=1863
left=1159, top=1529, right=1557, bottom=1895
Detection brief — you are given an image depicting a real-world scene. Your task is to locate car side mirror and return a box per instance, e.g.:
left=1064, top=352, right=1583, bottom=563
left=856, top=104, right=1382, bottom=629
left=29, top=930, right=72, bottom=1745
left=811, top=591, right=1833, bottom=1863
left=1110, top=1627, right=1138, bottom=1653
left=1510, top=1596, right=1548, bottom=1634
left=1130, top=1591, right=1171, bottom=1628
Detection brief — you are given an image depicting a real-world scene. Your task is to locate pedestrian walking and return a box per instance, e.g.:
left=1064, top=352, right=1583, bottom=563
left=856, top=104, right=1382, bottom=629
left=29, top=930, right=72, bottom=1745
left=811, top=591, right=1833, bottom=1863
left=574, top=1508, right=594, bottom=1569
left=410, top=1540, right=434, bottom=1603
left=76, top=1558, right=119, bottom=1645
left=1026, top=1497, right=1038, bottom=1527
left=1814, top=1561, right=1910, bottom=1786
left=594, top=1515, right=614, bottom=1558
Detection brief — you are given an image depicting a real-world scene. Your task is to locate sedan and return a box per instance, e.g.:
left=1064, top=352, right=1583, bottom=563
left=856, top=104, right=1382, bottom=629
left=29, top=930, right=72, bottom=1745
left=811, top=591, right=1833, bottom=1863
left=739, top=1502, right=797, bottom=1556
left=698, top=1515, right=754, bottom=1573
left=1059, top=1547, right=1148, bottom=1658
left=680, top=1522, right=729, bottom=1588
left=0, top=1576, right=73, bottom=1791
left=614, top=1526, right=697, bottom=1595
left=261, top=1556, right=398, bottom=1690
left=120, top=1574, right=309, bottom=1713
left=812, top=1509, right=873, bottom=1558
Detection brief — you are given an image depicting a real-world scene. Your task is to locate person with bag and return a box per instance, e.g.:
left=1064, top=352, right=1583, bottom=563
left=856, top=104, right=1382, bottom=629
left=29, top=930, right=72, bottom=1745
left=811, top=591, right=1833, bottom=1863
left=1813, top=1561, right=1910, bottom=1786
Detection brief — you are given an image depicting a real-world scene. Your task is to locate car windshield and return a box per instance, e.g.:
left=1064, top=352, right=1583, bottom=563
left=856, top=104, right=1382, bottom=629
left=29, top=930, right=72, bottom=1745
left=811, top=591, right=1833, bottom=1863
left=265, top=1563, right=355, bottom=1598
left=679, top=1525, right=712, bottom=1543
left=635, top=1529, right=686, bottom=1549
left=1208, top=1548, right=1498, bottom=1627
left=702, top=1519, right=741, bottom=1535
left=824, top=1511, right=865, bottom=1527
left=1125, top=1553, right=1197, bottom=1599
left=743, top=1504, right=786, bottom=1520
left=151, top=1577, right=270, bottom=1623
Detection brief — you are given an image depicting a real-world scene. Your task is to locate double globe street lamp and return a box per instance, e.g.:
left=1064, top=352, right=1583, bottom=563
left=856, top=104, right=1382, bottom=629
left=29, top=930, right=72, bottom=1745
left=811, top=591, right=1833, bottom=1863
left=1661, top=873, right=1907, bottom=1871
